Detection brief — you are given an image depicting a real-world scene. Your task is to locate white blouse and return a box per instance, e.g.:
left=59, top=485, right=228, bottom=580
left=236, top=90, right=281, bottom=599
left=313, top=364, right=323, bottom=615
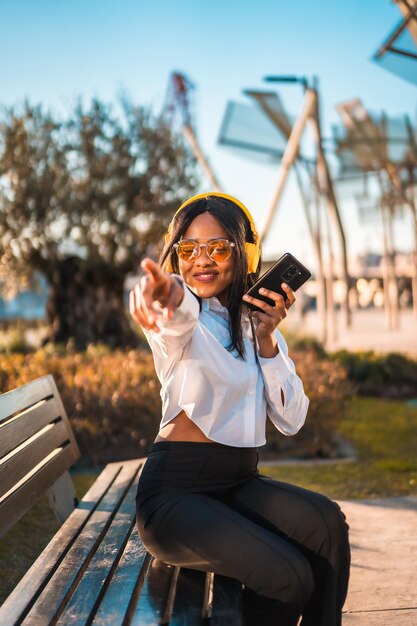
left=141, top=277, right=309, bottom=447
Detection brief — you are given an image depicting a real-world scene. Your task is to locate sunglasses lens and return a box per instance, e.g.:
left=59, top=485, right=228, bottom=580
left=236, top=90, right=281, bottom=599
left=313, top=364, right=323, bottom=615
left=208, top=240, right=232, bottom=261
left=177, top=243, right=198, bottom=261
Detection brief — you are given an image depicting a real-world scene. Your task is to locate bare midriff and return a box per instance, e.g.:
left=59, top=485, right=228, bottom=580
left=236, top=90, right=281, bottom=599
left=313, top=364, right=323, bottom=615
left=154, top=409, right=216, bottom=443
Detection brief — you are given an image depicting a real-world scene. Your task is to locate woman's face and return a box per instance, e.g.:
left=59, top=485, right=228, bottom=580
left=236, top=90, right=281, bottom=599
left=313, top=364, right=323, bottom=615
left=178, top=212, right=235, bottom=305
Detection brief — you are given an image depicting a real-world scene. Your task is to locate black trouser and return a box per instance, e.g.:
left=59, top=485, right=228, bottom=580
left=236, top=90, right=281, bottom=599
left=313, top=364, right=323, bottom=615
left=136, top=441, right=350, bottom=626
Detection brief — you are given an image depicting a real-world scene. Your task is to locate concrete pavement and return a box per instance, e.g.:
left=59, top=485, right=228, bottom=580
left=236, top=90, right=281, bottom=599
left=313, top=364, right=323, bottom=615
left=340, top=497, right=417, bottom=625
left=283, top=308, right=417, bottom=358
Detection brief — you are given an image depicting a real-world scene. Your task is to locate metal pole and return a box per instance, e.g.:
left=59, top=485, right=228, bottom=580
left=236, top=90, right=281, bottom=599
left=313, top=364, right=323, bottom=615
left=323, top=193, right=338, bottom=344
left=310, top=94, right=352, bottom=328
left=385, top=162, right=417, bottom=317
left=405, top=167, right=417, bottom=317
left=259, top=89, right=317, bottom=241
left=380, top=202, right=396, bottom=329
left=294, top=163, right=328, bottom=344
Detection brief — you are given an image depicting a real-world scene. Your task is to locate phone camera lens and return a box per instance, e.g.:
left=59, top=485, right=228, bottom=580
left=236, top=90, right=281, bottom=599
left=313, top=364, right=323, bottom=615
left=282, top=265, right=297, bottom=282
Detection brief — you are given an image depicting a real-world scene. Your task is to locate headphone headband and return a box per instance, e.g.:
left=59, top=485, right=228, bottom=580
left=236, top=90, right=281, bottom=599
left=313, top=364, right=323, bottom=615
left=168, top=191, right=259, bottom=240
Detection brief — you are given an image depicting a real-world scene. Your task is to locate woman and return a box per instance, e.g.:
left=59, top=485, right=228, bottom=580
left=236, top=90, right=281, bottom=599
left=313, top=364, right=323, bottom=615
left=130, top=192, right=350, bottom=626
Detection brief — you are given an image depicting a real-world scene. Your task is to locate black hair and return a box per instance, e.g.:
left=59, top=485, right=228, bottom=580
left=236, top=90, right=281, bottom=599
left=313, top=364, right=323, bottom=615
left=159, top=195, right=262, bottom=359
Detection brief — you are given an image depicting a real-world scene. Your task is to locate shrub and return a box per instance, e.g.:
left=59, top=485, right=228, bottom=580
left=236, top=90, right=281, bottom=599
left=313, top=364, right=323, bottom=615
left=265, top=348, right=353, bottom=459
left=0, top=321, right=35, bottom=354
left=0, top=344, right=161, bottom=465
left=283, top=331, right=327, bottom=359
left=1, top=343, right=353, bottom=464
left=330, top=350, right=417, bottom=398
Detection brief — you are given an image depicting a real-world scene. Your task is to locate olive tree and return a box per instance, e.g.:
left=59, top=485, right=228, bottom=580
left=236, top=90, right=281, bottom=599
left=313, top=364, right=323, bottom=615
left=0, top=98, right=197, bottom=348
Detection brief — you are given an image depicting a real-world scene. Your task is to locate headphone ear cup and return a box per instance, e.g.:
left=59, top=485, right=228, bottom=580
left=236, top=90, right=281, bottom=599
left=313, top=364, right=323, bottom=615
left=245, top=242, right=260, bottom=274
left=163, top=232, right=173, bottom=272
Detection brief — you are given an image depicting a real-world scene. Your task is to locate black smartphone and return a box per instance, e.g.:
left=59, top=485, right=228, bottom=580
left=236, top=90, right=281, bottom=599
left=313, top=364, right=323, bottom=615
left=244, top=252, right=311, bottom=312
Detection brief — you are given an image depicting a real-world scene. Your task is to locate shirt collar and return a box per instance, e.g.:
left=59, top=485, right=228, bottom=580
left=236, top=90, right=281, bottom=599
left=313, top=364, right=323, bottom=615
left=201, top=297, right=227, bottom=314
left=201, top=297, right=251, bottom=325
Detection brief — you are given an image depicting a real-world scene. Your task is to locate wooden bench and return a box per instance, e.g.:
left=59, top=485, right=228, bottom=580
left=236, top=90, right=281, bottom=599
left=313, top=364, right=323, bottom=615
left=0, top=375, right=244, bottom=625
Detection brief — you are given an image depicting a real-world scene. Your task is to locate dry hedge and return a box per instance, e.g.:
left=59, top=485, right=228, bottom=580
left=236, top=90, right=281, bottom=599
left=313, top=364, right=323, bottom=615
left=0, top=344, right=352, bottom=464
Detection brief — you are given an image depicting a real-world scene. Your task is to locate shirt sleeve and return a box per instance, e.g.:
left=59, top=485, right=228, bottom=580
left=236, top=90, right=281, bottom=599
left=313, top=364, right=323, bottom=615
left=140, top=275, right=200, bottom=375
left=257, top=329, right=309, bottom=436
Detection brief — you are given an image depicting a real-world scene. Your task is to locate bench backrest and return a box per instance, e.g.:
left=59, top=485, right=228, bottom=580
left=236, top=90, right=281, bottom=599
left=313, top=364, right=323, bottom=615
left=0, top=375, right=80, bottom=538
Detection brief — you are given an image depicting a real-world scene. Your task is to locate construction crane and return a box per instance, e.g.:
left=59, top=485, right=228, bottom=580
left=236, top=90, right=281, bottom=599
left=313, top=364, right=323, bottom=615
left=165, top=72, right=222, bottom=192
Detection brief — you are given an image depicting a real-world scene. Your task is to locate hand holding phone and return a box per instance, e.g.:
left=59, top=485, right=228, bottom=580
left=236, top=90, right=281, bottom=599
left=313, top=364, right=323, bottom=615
left=243, top=252, right=311, bottom=313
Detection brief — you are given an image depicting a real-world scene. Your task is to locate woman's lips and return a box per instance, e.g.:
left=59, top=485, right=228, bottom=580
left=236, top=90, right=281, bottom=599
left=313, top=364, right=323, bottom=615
left=193, top=272, right=219, bottom=283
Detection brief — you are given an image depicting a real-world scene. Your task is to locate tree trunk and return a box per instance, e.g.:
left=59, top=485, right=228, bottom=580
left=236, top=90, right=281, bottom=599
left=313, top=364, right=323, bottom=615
left=44, top=257, right=140, bottom=350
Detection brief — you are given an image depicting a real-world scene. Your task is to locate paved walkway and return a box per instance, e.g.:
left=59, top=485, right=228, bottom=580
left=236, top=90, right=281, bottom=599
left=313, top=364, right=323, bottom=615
left=339, top=497, right=417, bottom=625
left=283, top=308, right=417, bottom=357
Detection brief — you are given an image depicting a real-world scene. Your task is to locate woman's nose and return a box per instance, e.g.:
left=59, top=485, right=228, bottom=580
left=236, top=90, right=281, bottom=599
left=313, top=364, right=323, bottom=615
left=194, top=244, right=215, bottom=264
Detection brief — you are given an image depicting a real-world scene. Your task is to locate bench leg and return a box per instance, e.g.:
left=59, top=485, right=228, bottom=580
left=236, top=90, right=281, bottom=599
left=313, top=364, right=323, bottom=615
left=46, top=471, right=78, bottom=524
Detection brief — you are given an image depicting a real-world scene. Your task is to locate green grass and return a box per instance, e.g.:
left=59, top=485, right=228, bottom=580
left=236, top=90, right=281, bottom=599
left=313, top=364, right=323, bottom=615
left=1, top=396, right=416, bottom=605
left=260, top=396, right=417, bottom=500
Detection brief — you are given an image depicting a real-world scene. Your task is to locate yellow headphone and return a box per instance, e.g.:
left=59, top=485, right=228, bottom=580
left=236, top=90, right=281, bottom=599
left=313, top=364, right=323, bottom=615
left=164, top=192, right=261, bottom=274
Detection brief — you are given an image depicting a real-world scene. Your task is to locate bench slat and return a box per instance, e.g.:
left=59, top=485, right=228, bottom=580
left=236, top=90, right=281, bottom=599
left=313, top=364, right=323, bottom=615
left=0, top=443, right=79, bottom=539
left=0, top=376, right=55, bottom=423
left=0, top=377, right=79, bottom=459
left=0, top=462, right=122, bottom=626
left=130, top=560, right=177, bottom=626
left=0, top=395, right=61, bottom=458
left=0, top=419, right=71, bottom=499
left=0, top=375, right=80, bottom=539
left=91, top=527, right=150, bottom=626
left=22, top=460, right=142, bottom=626
left=56, top=480, right=139, bottom=625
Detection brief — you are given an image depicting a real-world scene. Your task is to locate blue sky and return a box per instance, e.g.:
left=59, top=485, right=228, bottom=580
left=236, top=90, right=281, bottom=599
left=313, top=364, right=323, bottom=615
left=1, top=0, right=416, bottom=265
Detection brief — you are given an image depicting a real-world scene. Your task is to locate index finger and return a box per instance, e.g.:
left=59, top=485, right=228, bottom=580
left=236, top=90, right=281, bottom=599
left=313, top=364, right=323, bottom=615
left=140, top=258, right=164, bottom=284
